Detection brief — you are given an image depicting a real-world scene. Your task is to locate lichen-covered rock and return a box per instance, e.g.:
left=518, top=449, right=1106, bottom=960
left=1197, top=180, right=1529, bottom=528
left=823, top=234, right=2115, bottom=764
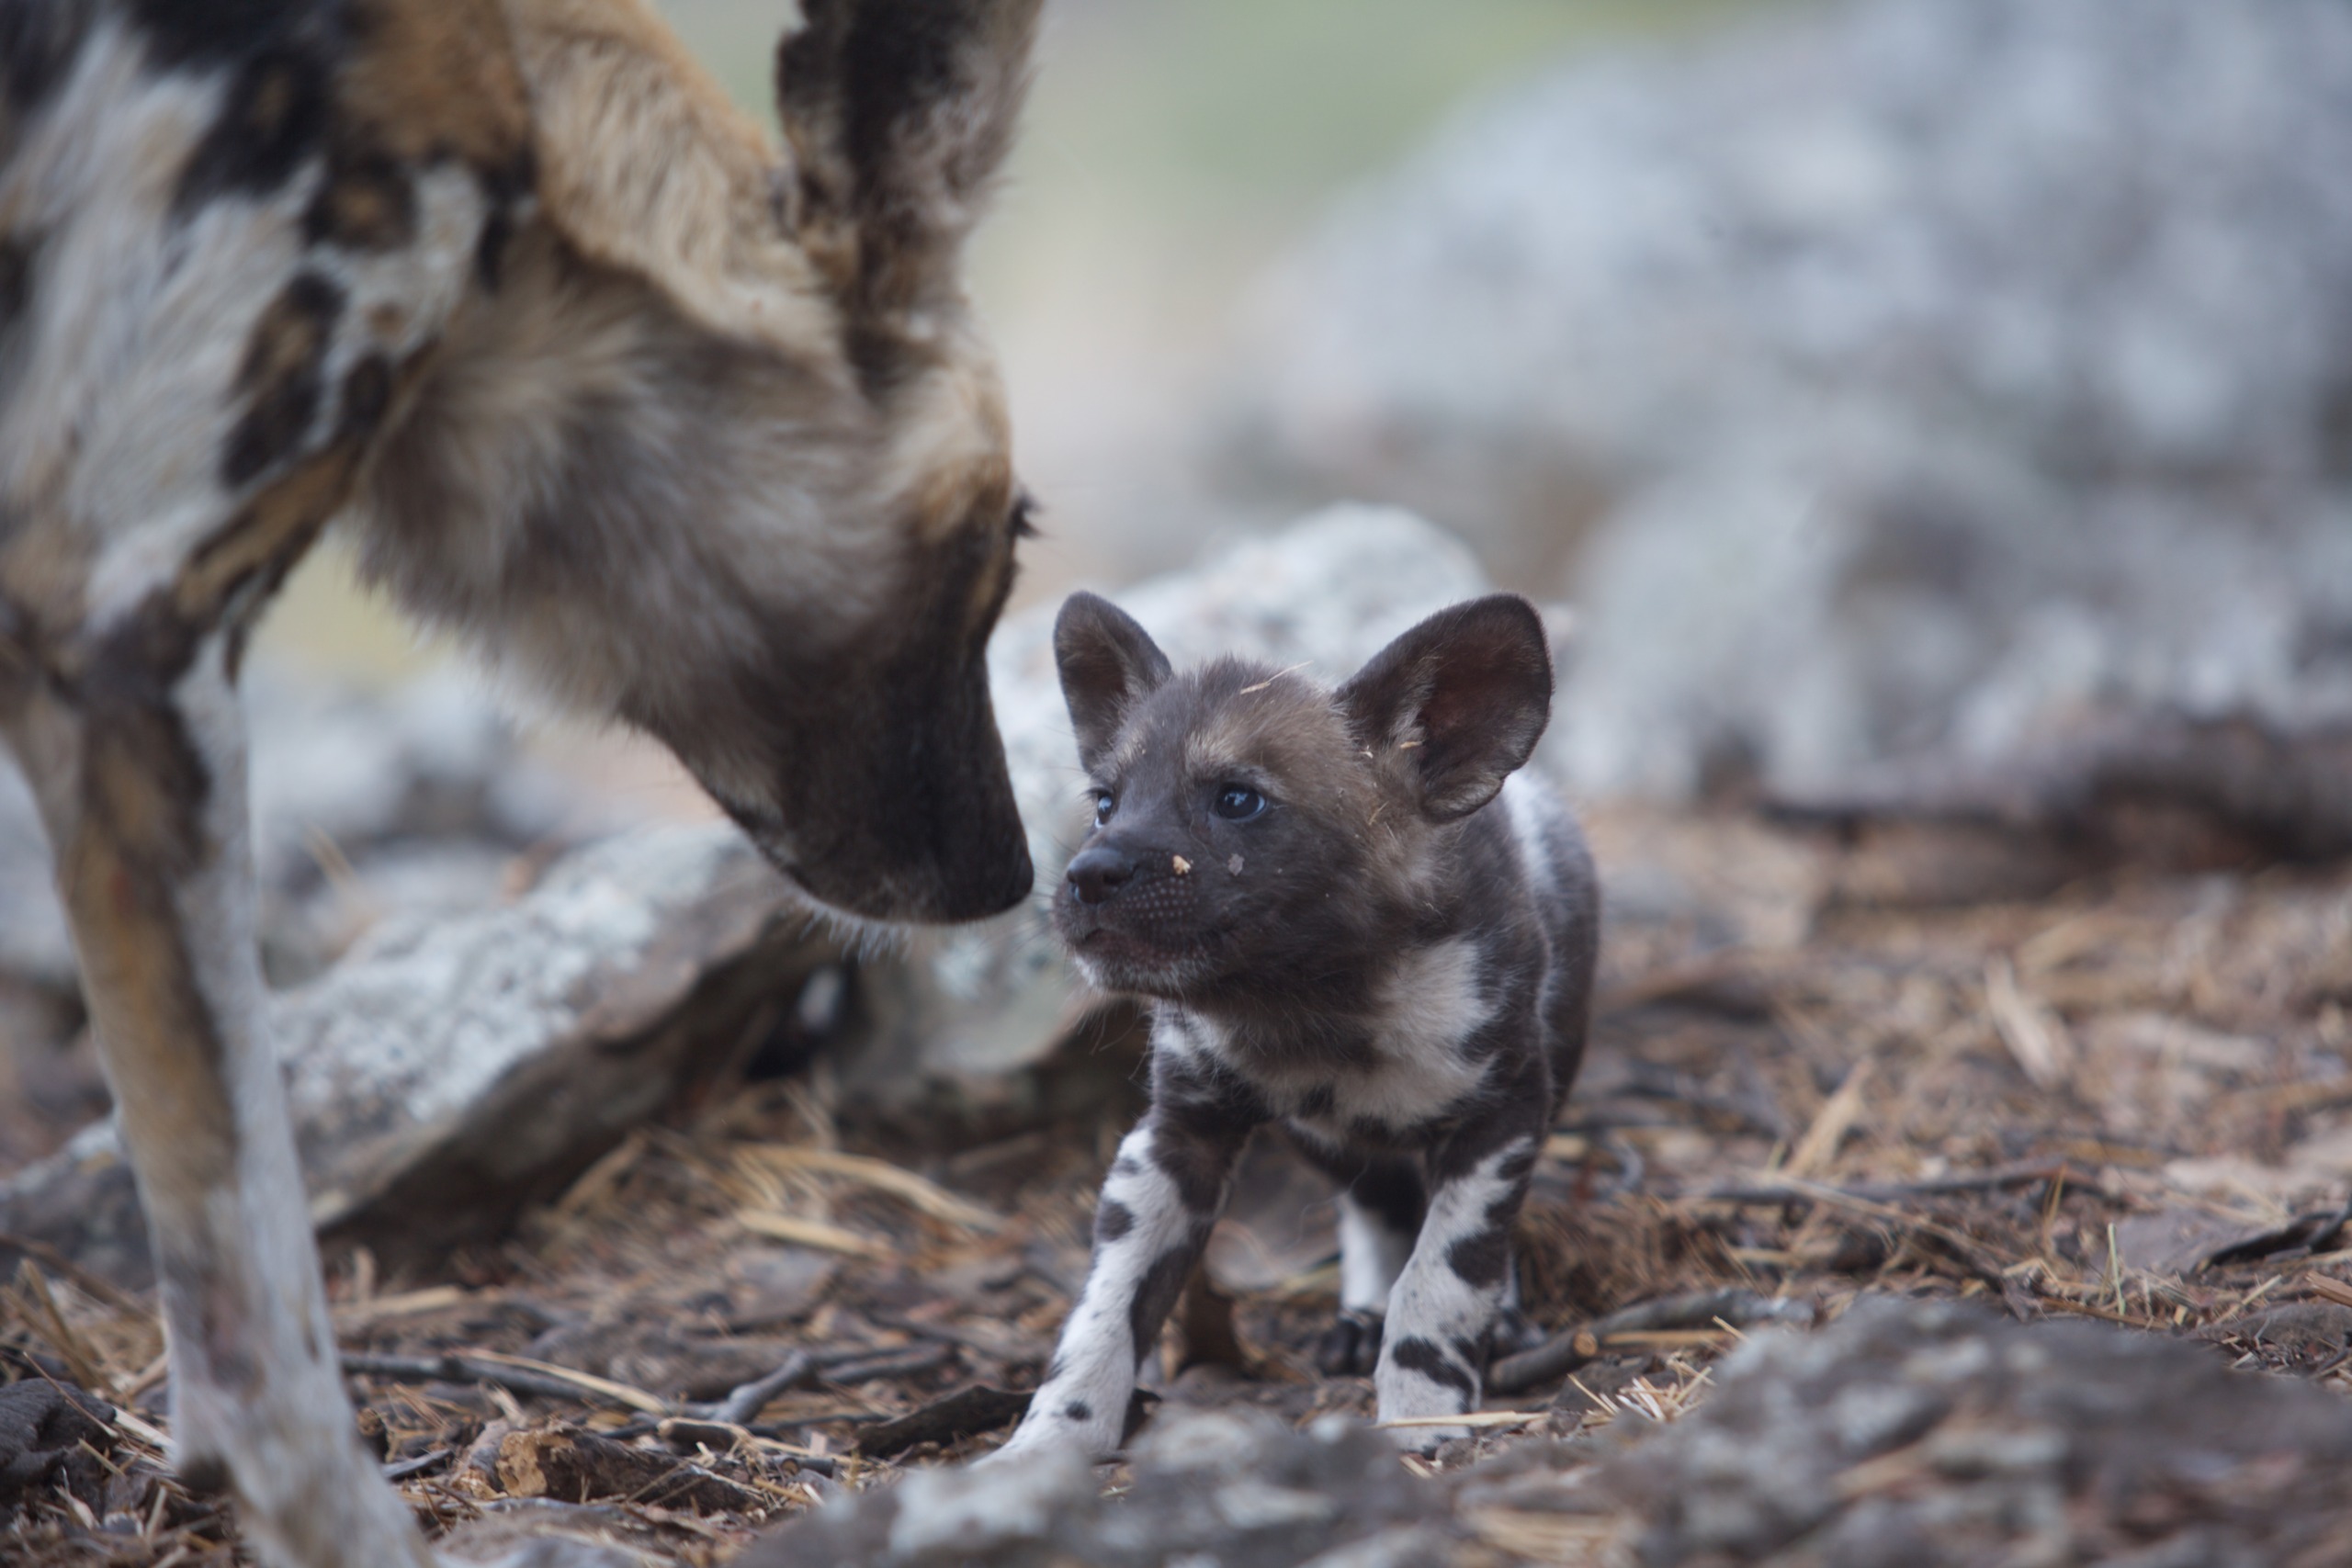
left=1227, top=0, right=2352, bottom=810
left=0, top=825, right=809, bottom=1283
left=742, top=1407, right=1458, bottom=1568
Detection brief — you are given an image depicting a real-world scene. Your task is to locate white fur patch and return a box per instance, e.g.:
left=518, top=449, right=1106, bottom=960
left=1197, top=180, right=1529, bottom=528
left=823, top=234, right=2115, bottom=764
left=992, top=1118, right=1200, bottom=1462
left=1336, top=1190, right=1416, bottom=1315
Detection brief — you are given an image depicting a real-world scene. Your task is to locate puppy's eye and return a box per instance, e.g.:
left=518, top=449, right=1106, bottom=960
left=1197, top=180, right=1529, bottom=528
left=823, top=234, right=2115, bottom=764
left=1213, top=784, right=1267, bottom=822
left=1092, top=790, right=1115, bottom=826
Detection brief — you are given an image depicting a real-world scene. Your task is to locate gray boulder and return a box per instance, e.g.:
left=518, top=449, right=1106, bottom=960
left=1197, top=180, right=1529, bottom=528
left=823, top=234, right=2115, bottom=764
left=1227, top=0, right=2352, bottom=814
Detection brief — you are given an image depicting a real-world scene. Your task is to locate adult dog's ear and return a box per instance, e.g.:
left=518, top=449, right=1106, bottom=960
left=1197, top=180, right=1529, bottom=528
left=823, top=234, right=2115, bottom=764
left=1340, top=595, right=1554, bottom=822
left=1055, top=592, right=1174, bottom=773
left=777, top=0, right=1042, bottom=314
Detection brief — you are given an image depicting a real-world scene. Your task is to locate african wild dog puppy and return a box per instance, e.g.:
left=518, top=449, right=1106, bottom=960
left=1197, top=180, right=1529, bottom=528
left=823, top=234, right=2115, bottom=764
left=0, top=3, right=1039, bottom=1563
left=994, top=592, right=1599, bottom=1460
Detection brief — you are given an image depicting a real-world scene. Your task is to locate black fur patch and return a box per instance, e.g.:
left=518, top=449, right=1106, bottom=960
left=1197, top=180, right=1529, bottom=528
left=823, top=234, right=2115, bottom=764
left=471, top=149, right=536, bottom=292
left=1146, top=1114, right=1240, bottom=1215
left=1127, top=1245, right=1194, bottom=1369
left=1445, top=1224, right=1510, bottom=1289
left=130, top=0, right=318, bottom=70
left=337, top=352, right=392, bottom=440
left=172, top=34, right=335, bottom=218
left=302, top=148, right=416, bottom=251
left=1094, top=1199, right=1134, bottom=1244
left=0, top=234, right=30, bottom=336
left=0, top=0, right=92, bottom=119
left=222, top=272, right=344, bottom=487
left=175, top=1452, right=232, bottom=1500
left=1389, top=1336, right=1474, bottom=1397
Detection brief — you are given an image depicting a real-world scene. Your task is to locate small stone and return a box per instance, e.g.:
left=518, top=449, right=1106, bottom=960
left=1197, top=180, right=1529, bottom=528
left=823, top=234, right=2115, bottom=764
left=1227, top=854, right=1245, bottom=874
left=1172, top=855, right=1193, bottom=875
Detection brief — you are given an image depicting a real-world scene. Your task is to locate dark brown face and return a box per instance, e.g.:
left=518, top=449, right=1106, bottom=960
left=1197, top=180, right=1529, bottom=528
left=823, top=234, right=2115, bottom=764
left=665, top=480, right=1037, bottom=927
left=1048, top=592, right=1555, bottom=1006
left=1054, top=660, right=1381, bottom=1002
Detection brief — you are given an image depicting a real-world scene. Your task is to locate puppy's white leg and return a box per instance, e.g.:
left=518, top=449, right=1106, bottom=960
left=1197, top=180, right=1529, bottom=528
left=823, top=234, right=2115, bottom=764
left=1337, top=1189, right=1418, bottom=1317
left=994, top=1106, right=1246, bottom=1461
left=21, top=637, right=437, bottom=1568
left=1374, top=1122, right=1542, bottom=1452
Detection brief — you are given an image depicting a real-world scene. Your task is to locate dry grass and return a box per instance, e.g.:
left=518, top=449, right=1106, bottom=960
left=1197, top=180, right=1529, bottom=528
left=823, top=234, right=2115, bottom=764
left=6, top=804, right=2350, bottom=1562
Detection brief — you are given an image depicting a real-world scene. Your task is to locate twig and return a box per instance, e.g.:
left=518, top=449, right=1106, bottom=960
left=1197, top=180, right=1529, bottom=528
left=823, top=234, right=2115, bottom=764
left=1689, top=1162, right=2077, bottom=1207
left=340, top=1352, right=665, bottom=1412
left=383, top=1448, right=454, bottom=1482
left=817, top=1343, right=955, bottom=1386
left=703, top=1351, right=813, bottom=1427
left=1488, top=1289, right=1814, bottom=1394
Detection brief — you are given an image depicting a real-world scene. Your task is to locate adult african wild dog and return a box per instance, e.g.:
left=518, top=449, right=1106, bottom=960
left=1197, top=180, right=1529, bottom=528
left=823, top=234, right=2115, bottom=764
left=0, top=1, right=1040, bottom=1563
left=996, top=592, right=1599, bottom=1461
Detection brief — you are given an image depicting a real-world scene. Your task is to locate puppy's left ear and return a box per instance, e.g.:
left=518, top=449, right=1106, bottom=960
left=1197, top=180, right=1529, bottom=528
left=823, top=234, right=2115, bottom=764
left=1056, top=592, right=1174, bottom=773
left=1339, top=595, right=1554, bottom=822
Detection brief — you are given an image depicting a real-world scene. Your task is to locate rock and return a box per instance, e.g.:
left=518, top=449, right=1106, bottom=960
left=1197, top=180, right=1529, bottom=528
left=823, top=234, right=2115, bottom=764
left=0, top=825, right=817, bottom=1284
left=1599, top=1297, right=2352, bottom=1565
left=1226, top=0, right=2352, bottom=826
left=848, top=502, right=1503, bottom=1104
left=741, top=1297, right=2352, bottom=1567
left=741, top=1406, right=1453, bottom=1568
left=0, top=1379, right=114, bottom=1517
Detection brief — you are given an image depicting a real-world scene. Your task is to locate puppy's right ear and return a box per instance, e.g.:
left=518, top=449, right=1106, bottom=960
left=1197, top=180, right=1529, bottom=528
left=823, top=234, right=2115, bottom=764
left=1055, top=592, right=1173, bottom=773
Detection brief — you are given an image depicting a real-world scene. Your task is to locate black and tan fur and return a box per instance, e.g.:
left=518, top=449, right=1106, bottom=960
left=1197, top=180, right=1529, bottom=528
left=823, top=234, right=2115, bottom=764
left=995, top=592, right=1600, bottom=1461
left=0, top=3, right=1039, bottom=1563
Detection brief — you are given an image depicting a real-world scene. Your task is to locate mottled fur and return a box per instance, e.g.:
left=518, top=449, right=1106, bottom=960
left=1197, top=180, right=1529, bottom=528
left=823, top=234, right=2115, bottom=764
left=996, top=592, right=1599, bottom=1461
left=0, top=3, right=1039, bottom=1563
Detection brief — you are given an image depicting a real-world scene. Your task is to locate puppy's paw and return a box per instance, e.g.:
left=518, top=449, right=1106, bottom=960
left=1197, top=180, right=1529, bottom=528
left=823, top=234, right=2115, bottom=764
left=1315, top=1308, right=1384, bottom=1377
left=1491, top=1301, right=1545, bottom=1358
left=1380, top=1418, right=1467, bottom=1457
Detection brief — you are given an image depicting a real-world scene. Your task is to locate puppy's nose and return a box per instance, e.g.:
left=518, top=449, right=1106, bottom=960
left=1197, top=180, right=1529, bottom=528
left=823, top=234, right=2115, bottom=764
left=1066, top=844, right=1137, bottom=906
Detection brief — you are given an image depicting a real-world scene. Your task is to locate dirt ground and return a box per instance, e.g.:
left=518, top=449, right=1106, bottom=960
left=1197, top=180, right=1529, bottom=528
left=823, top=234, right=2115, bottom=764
left=5, top=802, right=2350, bottom=1565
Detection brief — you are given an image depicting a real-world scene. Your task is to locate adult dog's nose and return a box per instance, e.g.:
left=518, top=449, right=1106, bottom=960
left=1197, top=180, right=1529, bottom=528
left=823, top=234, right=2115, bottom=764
left=1066, top=844, right=1137, bottom=906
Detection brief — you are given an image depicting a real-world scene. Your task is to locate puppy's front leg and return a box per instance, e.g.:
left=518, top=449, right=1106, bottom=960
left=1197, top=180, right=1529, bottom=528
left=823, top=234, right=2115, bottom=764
left=1374, top=1098, right=1544, bottom=1451
left=995, top=1092, right=1251, bottom=1461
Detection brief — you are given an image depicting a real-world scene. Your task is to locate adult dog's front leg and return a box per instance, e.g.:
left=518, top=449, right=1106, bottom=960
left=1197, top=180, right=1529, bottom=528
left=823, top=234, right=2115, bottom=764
left=994, top=1103, right=1250, bottom=1461
left=1374, top=1100, right=1544, bottom=1451
left=17, top=633, right=436, bottom=1568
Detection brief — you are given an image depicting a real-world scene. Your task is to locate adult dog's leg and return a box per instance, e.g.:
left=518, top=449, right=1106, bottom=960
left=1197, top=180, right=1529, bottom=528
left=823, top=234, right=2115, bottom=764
left=14, top=630, right=436, bottom=1568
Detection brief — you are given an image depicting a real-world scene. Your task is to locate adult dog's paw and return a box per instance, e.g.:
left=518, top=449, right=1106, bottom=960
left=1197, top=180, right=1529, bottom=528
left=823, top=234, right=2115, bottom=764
left=1315, top=1308, right=1385, bottom=1377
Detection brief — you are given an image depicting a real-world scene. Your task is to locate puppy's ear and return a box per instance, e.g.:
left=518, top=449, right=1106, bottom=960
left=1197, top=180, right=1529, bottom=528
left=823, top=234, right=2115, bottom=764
left=1340, top=595, right=1554, bottom=822
left=1056, top=592, right=1173, bottom=773
left=776, top=0, right=1041, bottom=314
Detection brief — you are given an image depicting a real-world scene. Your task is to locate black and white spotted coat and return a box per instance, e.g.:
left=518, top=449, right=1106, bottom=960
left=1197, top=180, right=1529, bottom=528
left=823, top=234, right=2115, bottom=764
left=996, top=592, right=1600, bottom=1460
